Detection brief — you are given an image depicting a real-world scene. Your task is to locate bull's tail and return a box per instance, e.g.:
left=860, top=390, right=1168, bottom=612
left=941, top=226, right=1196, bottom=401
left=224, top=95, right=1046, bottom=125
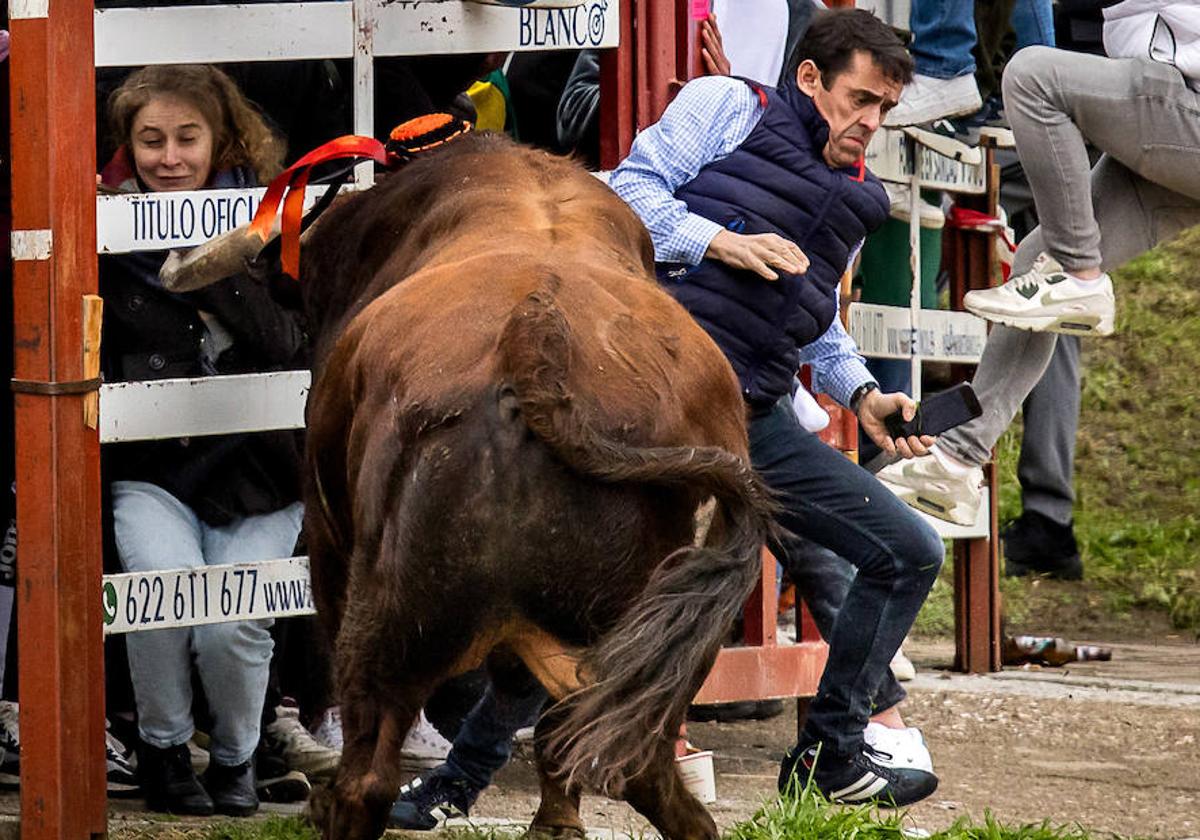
left=497, top=283, right=776, bottom=795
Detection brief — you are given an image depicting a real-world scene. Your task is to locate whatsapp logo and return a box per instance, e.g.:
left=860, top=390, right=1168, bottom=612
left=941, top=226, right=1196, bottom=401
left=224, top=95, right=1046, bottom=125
left=102, top=581, right=118, bottom=627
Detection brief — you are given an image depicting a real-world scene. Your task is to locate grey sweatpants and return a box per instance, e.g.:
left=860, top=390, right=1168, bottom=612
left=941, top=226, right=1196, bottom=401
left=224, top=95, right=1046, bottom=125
left=940, top=47, right=1200, bottom=469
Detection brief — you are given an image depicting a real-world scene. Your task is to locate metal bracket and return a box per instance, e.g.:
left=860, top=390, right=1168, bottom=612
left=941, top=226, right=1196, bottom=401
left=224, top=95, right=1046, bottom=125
left=11, top=377, right=103, bottom=396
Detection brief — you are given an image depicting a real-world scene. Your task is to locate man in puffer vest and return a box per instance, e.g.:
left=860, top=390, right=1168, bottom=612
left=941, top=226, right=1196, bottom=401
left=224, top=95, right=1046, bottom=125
left=611, top=8, right=944, bottom=807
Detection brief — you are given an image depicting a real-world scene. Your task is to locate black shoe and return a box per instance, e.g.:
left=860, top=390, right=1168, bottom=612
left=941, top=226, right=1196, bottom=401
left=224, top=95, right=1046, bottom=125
left=687, top=699, right=785, bottom=723
left=388, top=765, right=481, bottom=830
left=138, top=742, right=214, bottom=816
left=204, top=759, right=259, bottom=817
left=255, top=739, right=311, bottom=803
left=778, top=742, right=938, bottom=808
left=1002, top=511, right=1083, bottom=580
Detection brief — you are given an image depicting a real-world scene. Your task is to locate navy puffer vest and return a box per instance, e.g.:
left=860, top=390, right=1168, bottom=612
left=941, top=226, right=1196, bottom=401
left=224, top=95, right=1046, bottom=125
left=656, top=80, right=889, bottom=409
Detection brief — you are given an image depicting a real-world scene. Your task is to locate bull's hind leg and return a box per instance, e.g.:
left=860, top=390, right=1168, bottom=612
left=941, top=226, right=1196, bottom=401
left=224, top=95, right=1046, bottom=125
left=309, top=601, right=426, bottom=840
left=622, top=741, right=718, bottom=840
left=530, top=706, right=586, bottom=840
left=311, top=593, right=481, bottom=840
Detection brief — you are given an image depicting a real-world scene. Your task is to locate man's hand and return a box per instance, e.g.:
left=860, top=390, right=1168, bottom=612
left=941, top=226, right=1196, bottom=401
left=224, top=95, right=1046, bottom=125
left=856, top=389, right=935, bottom=459
left=705, top=229, right=809, bottom=280
left=700, top=13, right=731, bottom=77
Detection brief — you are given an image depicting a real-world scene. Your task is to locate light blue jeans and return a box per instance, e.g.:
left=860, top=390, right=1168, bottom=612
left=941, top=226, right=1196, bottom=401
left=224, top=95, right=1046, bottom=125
left=909, top=0, right=1054, bottom=80
left=112, top=480, right=304, bottom=766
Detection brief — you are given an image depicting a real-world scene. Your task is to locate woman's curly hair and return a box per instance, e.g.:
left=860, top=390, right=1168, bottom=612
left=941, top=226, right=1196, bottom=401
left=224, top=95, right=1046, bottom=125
left=108, top=64, right=286, bottom=185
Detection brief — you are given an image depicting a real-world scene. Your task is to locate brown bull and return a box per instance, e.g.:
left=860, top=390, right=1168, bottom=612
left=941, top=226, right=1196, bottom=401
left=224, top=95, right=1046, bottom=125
left=165, top=132, right=773, bottom=840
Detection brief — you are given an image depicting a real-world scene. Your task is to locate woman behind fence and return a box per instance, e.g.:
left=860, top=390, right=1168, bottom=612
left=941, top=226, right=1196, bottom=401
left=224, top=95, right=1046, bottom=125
left=99, top=64, right=306, bottom=817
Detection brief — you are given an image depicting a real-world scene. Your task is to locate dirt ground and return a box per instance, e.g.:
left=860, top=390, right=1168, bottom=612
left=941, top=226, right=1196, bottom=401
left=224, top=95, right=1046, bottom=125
left=450, top=637, right=1200, bottom=840
left=4, top=637, right=1198, bottom=840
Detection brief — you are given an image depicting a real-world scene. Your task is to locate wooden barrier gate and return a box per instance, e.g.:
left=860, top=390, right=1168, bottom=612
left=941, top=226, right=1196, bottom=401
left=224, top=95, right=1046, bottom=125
left=7, top=1, right=1001, bottom=836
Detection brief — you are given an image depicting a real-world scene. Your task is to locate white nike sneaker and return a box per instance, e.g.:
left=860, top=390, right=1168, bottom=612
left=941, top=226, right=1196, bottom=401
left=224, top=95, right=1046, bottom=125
left=864, top=723, right=934, bottom=774
left=884, top=73, right=982, bottom=128
left=963, top=253, right=1115, bottom=336
left=876, top=452, right=983, bottom=526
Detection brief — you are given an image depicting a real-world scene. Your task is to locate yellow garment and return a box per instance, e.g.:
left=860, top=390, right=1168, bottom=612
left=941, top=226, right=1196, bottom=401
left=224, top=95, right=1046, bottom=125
left=467, top=81, right=507, bottom=133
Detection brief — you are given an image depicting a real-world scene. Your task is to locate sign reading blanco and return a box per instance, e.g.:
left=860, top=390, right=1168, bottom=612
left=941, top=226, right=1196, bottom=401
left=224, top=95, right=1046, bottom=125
left=518, top=0, right=608, bottom=47
left=102, top=556, right=315, bottom=636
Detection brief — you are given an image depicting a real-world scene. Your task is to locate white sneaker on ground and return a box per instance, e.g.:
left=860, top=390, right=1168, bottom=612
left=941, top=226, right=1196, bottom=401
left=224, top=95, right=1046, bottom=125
left=401, top=711, right=453, bottom=771
left=265, top=705, right=340, bottom=783
left=864, top=723, right=934, bottom=774
left=964, top=253, right=1115, bottom=336
left=889, top=648, right=917, bottom=682
left=876, top=450, right=983, bottom=526
left=312, top=706, right=344, bottom=752
left=884, top=184, right=945, bottom=229
left=884, top=73, right=982, bottom=127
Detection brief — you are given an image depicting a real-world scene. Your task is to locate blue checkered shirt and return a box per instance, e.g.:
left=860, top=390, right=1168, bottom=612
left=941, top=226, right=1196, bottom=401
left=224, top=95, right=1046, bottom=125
left=609, top=76, right=875, bottom=408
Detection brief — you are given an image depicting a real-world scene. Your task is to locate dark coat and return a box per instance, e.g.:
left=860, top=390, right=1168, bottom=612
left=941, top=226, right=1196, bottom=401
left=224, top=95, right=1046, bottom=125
left=100, top=182, right=308, bottom=525
left=657, top=81, right=889, bottom=409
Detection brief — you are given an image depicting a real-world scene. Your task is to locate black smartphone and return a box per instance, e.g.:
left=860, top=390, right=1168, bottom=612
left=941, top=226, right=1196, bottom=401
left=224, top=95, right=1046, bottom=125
left=884, top=382, right=982, bottom=440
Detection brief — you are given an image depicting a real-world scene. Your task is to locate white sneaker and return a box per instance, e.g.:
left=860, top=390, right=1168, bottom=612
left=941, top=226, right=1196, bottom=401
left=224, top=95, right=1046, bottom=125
left=265, top=705, right=340, bottom=782
left=884, top=73, right=982, bottom=127
left=312, top=706, right=344, bottom=752
left=401, top=711, right=453, bottom=771
left=876, top=451, right=983, bottom=526
left=864, top=723, right=934, bottom=774
left=889, top=648, right=917, bottom=682
left=964, top=253, right=1115, bottom=336
left=884, top=183, right=945, bottom=229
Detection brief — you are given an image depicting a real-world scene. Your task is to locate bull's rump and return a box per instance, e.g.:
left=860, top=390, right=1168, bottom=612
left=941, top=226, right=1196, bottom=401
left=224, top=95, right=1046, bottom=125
left=329, top=250, right=748, bottom=458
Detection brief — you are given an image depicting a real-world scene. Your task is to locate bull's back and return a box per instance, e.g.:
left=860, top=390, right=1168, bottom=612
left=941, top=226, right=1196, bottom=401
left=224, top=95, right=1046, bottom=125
left=333, top=246, right=746, bottom=459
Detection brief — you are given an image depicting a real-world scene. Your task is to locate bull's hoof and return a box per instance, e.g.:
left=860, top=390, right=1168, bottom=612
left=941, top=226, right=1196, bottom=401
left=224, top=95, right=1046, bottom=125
left=526, top=824, right=588, bottom=840
left=306, top=783, right=335, bottom=835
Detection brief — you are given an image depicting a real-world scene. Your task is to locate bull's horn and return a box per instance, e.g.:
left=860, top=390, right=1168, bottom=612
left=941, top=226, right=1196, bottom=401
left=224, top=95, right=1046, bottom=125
left=158, top=218, right=281, bottom=292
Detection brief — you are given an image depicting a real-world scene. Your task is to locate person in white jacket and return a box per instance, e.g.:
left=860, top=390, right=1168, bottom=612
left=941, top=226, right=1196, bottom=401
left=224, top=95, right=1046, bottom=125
left=877, top=0, right=1200, bottom=527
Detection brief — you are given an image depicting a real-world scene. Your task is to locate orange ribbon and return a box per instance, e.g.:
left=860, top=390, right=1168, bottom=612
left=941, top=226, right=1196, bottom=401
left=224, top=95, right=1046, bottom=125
left=248, top=135, right=389, bottom=278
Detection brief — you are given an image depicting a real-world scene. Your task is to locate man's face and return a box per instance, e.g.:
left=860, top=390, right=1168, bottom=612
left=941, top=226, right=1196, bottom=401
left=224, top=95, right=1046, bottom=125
left=796, top=51, right=902, bottom=169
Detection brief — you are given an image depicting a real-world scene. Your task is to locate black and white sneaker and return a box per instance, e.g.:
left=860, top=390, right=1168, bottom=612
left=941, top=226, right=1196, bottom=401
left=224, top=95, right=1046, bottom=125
left=105, top=725, right=141, bottom=797
left=778, top=742, right=938, bottom=807
left=388, top=765, right=481, bottom=830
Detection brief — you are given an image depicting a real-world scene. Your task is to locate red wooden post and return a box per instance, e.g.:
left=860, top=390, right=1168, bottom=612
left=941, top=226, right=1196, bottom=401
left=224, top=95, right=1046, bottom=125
left=599, top=0, right=635, bottom=169
left=8, top=3, right=107, bottom=837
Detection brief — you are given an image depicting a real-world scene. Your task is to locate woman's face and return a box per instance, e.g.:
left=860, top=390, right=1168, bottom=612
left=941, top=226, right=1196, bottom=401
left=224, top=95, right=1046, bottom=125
left=130, top=95, right=214, bottom=192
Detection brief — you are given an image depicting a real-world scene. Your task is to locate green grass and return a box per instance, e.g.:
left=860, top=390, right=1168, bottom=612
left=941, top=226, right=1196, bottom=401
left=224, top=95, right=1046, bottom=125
left=729, top=782, right=1139, bottom=840
left=915, top=227, right=1200, bottom=638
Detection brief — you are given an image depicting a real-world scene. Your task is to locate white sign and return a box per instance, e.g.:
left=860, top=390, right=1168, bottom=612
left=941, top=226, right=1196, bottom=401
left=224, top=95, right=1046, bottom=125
left=848, top=303, right=988, bottom=364
left=102, top=557, right=315, bottom=636
left=866, top=128, right=986, bottom=194
left=95, top=0, right=619, bottom=67
left=96, top=186, right=339, bottom=254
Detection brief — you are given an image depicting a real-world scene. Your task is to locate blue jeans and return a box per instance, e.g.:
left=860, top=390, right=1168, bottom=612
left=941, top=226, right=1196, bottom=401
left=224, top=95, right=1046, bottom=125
left=776, top=538, right=906, bottom=716
left=911, top=0, right=1055, bottom=80
left=112, top=481, right=304, bottom=765
left=749, top=399, right=943, bottom=757
left=443, top=676, right=546, bottom=790
left=909, top=0, right=976, bottom=79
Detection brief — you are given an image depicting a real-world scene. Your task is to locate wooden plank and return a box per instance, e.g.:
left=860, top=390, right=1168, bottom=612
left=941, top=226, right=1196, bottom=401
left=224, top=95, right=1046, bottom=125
left=94, top=1, right=620, bottom=67
left=103, top=557, right=315, bottom=636
left=95, top=3, right=351, bottom=66
left=98, top=371, right=311, bottom=443
left=82, top=296, right=103, bottom=430
left=693, top=643, right=828, bottom=705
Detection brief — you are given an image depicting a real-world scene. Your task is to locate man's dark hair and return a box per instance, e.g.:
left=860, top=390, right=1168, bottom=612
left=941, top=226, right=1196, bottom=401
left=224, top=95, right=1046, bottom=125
left=787, top=8, right=913, bottom=89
